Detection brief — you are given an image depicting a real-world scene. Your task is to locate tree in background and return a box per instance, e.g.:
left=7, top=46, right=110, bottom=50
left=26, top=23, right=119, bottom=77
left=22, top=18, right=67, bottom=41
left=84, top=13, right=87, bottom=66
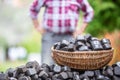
left=86, top=0, right=120, bottom=36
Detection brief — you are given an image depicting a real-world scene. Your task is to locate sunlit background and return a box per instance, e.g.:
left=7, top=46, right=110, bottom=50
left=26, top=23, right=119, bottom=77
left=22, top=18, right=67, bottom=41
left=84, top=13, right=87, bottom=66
left=0, top=0, right=120, bottom=72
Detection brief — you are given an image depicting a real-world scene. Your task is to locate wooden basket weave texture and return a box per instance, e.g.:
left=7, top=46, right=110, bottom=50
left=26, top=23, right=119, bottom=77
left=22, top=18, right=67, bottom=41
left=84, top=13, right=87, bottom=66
left=52, top=47, right=113, bottom=70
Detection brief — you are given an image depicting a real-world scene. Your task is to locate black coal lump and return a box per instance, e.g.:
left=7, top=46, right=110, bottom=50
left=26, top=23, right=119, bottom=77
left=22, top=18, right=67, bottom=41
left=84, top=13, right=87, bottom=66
left=113, top=76, right=120, bottom=80
left=25, top=68, right=37, bottom=76
left=38, top=70, right=49, bottom=79
left=67, top=43, right=75, bottom=52
left=114, top=66, right=120, bottom=76
left=90, top=37, right=99, bottom=41
left=54, top=42, right=61, bottom=50
left=31, top=74, right=39, bottom=80
left=18, top=76, right=29, bottom=80
left=53, top=65, right=62, bottom=73
left=77, top=45, right=89, bottom=51
left=0, top=72, right=6, bottom=80
left=84, top=34, right=92, bottom=42
left=5, top=68, right=15, bottom=77
left=61, top=46, right=68, bottom=51
left=59, top=72, right=69, bottom=79
left=103, top=66, right=113, bottom=77
left=75, top=41, right=85, bottom=50
left=90, top=40, right=103, bottom=50
left=60, top=40, right=69, bottom=48
left=69, top=38, right=76, bottom=44
left=76, top=35, right=86, bottom=43
left=84, top=71, right=94, bottom=78
left=102, top=43, right=112, bottom=50
left=53, top=42, right=60, bottom=49
left=101, top=38, right=111, bottom=44
left=62, top=66, right=71, bottom=72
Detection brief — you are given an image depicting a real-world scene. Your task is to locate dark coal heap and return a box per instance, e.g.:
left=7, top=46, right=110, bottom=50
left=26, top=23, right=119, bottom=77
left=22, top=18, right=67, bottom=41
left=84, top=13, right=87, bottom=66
left=0, top=61, right=120, bottom=80
left=54, top=34, right=112, bottom=51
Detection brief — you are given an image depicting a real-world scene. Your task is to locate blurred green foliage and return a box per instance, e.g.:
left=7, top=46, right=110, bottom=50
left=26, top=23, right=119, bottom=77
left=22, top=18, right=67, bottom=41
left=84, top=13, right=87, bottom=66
left=0, top=60, right=26, bottom=72
left=20, top=31, right=41, bottom=53
left=0, top=36, right=7, bottom=47
left=85, top=0, right=120, bottom=36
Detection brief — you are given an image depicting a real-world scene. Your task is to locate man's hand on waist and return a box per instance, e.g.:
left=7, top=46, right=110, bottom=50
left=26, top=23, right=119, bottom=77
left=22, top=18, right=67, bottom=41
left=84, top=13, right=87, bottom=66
left=32, top=19, right=46, bottom=35
left=35, top=26, right=46, bottom=35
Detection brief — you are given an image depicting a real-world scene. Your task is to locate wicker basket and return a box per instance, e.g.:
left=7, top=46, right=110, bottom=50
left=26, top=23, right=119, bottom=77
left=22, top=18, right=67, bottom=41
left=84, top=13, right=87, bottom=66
left=51, top=47, right=114, bottom=70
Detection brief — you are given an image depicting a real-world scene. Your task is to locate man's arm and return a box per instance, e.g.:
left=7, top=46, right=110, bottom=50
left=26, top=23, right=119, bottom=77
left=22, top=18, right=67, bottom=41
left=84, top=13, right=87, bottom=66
left=74, top=0, right=94, bottom=37
left=32, top=19, right=45, bottom=34
left=32, top=19, right=39, bottom=28
left=30, top=0, right=45, bottom=34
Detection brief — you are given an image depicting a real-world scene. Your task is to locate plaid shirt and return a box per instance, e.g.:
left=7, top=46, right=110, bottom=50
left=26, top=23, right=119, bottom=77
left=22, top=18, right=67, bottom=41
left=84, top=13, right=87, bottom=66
left=30, top=0, right=94, bottom=33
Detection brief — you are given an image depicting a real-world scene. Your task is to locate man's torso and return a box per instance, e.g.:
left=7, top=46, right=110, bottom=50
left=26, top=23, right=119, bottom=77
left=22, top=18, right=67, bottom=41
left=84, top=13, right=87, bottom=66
left=42, top=0, right=82, bottom=33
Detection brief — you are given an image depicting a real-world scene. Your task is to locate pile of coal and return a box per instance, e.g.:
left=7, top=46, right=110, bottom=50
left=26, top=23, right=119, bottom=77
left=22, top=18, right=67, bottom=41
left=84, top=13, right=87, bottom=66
left=53, top=34, right=112, bottom=51
left=0, top=61, right=120, bottom=80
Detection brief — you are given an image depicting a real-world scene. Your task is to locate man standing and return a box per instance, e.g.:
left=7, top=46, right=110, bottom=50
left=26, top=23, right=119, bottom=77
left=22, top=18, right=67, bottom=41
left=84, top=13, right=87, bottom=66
left=30, top=0, right=94, bottom=65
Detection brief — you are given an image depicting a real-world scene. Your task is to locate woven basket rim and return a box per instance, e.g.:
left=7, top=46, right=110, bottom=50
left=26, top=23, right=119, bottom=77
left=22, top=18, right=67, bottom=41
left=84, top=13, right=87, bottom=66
left=52, top=47, right=114, bottom=70
left=51, top=47, right=114, bottom=54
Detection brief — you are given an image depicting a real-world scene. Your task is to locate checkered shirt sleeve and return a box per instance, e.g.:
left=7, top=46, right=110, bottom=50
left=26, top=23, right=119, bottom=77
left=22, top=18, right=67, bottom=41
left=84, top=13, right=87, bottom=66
left=30, top=0, right=45, bottom=19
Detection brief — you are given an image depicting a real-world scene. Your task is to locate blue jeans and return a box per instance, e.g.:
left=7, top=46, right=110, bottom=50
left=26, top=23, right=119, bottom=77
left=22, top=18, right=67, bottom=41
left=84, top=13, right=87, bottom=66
left=41, top=31, right=73, bottom=65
